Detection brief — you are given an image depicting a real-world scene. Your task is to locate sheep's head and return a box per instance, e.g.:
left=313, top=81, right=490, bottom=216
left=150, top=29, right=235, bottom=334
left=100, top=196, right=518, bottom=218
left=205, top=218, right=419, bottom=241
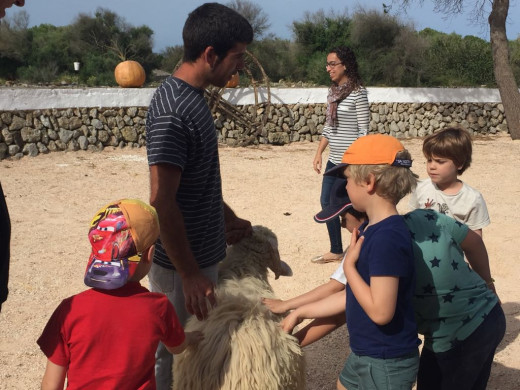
left=222, top=225, right=292, bottom=281
left=249, top=226, right=292, bottom=280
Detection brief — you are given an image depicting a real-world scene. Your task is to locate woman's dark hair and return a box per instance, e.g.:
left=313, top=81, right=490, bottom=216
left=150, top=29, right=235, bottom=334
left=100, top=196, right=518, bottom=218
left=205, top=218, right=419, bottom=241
left=329, top=46, right=363, bottom=88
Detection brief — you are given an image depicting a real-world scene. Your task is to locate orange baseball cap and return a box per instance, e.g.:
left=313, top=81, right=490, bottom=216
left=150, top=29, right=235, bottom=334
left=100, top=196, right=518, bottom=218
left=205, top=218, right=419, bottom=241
left=325, top=134, right=412, bottom=176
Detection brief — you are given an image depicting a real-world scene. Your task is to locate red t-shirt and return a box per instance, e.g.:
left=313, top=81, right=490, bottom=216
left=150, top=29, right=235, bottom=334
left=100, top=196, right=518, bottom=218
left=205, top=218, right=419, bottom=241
left=37, top=282, right=185, bottom=389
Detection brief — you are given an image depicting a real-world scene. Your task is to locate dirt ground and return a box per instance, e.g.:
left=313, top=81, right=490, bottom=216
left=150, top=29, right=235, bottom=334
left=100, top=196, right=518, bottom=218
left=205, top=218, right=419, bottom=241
left=0, top=134, right=519, bottom=389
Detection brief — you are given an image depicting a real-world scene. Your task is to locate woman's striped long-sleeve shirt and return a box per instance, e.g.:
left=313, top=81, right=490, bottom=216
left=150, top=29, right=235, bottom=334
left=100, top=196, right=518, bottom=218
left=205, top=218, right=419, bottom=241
left=322, top=88, right=370, bottom=164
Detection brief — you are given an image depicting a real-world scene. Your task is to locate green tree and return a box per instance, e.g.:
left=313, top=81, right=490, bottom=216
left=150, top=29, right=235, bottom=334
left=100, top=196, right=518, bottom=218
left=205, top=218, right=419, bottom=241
left=159, top=45, right=183, bottom=73
left=291, top=9, right=352, bottom=84
left=0, top=10, right=30, bottom=79
left=20, top=24, right=73, bottom=82
left=417, top=29, right=494, bottom=86
left=397, top=0, right=520, bottom=138
left=68, top=8, right=158, bottom=86
left=510, top=37, right=520, bottom=82
left=350, top=9, right=428, bottom=86
left=226, top=0, right=271, bottom=38
left=248, top=37, right=299, bottom=83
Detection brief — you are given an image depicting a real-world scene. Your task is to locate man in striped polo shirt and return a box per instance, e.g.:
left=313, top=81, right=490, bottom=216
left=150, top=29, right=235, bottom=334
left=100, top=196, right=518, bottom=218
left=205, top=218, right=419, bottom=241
left=145, top=3, right=253, bottom=389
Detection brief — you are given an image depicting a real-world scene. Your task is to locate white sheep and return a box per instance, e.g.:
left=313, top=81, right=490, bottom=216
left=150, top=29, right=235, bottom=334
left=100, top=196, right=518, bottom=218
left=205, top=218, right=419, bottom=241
left=173, top=225, right=305, bottom=390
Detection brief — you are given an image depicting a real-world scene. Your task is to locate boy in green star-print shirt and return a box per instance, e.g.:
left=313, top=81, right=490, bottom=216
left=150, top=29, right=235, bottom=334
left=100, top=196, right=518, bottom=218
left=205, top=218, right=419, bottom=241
left=404, top=208, right=504, bottom=390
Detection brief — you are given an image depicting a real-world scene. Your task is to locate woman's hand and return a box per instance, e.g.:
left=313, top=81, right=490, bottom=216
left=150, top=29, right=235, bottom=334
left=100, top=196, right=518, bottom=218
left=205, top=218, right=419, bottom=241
left=313, top=153, right=322, bottom=174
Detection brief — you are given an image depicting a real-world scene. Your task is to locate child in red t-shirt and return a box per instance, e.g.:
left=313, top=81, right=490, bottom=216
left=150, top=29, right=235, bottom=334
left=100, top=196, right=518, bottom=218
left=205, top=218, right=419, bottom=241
left=38, top=199, right=202, bottom=390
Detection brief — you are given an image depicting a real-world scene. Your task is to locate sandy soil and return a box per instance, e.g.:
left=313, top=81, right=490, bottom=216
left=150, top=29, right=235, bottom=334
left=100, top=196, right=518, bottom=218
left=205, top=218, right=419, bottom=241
left=0, top=134, right=519, bottom=389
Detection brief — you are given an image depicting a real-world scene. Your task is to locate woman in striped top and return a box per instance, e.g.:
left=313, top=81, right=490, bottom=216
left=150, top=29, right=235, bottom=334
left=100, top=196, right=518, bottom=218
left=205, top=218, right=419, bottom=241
left=312, top=46, right=370, bottom=264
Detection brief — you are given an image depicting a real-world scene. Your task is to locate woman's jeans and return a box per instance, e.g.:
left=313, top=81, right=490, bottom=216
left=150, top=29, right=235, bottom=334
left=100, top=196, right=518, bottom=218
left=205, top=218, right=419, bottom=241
left=320, top=161, right=343, bottom=254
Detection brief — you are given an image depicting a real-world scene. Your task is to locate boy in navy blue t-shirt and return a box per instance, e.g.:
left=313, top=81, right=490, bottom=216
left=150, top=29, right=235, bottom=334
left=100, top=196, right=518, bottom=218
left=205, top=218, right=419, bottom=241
left=305, top=134, right=421, bottom=389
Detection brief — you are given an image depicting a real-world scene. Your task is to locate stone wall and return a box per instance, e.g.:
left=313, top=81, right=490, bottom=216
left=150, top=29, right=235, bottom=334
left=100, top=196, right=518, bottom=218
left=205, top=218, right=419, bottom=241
left=0, top=101, right=508, bottom=160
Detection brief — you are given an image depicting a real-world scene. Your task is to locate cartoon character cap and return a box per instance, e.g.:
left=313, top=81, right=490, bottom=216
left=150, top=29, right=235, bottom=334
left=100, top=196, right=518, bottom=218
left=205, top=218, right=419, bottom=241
left=324, top=134, right=412, bottom=177
left=84, top=199, right=159, bottom=290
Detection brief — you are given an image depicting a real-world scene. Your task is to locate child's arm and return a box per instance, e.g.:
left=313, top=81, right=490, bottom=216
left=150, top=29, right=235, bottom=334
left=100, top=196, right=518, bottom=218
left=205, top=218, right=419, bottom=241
left=165, top=331, right=204, bottom=355
left=263, top=279, right=345, bottom=313
left=343, top=230, right=399, bottom=325
left=472, top=228, right=483, bottom=238
left=460, top=229, right=497, bottom=295
left=41, top=360, right=66, bottom=390
left=294, top=313, right=346, bottom=347
left=280, top=290, right=346, bottom=334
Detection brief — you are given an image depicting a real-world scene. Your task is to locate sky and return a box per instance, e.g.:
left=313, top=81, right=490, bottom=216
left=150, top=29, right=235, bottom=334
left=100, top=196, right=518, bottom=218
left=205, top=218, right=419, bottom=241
left=7, top=0, right=520, bottom=52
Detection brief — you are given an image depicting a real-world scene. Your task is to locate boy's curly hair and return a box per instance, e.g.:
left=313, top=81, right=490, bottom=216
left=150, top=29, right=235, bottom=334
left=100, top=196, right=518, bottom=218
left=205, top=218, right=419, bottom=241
left=422, top=127, right=472, bottom=174
left=347, top=150, right=418, bottom=204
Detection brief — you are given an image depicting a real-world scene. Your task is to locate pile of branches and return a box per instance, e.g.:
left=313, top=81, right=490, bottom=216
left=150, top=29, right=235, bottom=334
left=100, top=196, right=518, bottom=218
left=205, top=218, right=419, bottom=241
left=205, top=50, right=272, bottom=146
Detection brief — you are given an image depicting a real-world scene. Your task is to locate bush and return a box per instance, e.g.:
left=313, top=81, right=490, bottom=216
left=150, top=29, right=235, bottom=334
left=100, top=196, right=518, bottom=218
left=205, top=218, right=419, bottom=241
left=17, top=62, right=59, bottom=83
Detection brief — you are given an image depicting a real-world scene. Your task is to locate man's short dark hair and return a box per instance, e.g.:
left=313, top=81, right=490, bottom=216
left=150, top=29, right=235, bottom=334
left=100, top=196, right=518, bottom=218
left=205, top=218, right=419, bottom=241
left=182, top=2, right=254, bottom=62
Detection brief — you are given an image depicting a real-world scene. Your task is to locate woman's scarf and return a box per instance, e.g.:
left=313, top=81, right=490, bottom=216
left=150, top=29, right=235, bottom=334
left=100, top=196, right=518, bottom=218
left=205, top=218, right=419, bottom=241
left=326, top=80, right=356, bottom=127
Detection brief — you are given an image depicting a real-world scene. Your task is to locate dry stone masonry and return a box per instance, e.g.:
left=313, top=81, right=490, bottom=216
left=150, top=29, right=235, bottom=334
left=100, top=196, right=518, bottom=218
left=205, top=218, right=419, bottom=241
left=0, top=101, right=508, bottom=160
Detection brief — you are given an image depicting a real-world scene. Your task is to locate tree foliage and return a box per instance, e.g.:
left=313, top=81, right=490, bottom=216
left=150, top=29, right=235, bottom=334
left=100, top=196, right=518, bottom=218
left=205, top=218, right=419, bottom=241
left=419, top=30, right=494, bottom=86
left=248, top=37, right=298, bottom=82
left=0, top=5, right=517, bottom=90
left=350, top=10, right=428, bottom=86
left=510, top=37, right=520, bottom=82
left=291, top=9, right=353, bottom=84
left=67, top=8, right=158, bottom=85
left=0, top=8, right=158, bottom=85
left=395, top=0, right=520, bottom=138
left=226, top=0, right=271, bottom=38
left=159, top=45, right=184, bottom=74
left=0, top=10, right=30, bottom=79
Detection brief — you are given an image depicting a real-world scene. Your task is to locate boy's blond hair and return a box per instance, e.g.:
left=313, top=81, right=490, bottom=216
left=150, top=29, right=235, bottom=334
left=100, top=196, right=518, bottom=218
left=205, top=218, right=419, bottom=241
left=323, top=134, right=418, bottom=203
left=422, top=127, right=472, bottom=174
left=347, top=149, right=418, bottom=204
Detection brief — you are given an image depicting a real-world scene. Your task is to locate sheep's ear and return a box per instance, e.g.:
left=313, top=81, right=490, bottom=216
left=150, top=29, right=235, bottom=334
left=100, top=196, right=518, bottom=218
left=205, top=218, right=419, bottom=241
left=279, top=261, right=293, bottom=277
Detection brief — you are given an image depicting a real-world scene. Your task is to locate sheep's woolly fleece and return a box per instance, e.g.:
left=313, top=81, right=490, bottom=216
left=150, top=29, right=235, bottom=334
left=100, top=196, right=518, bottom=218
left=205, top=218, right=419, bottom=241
left=173, top=226, right=305, bottom=390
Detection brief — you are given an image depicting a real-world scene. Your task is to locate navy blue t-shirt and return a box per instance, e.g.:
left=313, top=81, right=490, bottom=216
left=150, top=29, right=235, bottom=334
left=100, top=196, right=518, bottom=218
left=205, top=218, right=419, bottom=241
left=346, top=215, right=419, bottom=358
left=146, top=76, right=226, bottom=270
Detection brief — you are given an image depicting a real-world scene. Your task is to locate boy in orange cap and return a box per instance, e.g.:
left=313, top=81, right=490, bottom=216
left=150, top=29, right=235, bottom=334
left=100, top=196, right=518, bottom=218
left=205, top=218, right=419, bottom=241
left=38, top=199, right=202, bottom=390
left=305, top=134, right=420, bottom=390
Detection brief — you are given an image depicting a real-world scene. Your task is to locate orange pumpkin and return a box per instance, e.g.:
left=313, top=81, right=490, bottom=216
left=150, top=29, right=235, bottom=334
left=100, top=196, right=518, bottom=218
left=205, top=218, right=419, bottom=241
left=226, top=72, right=240, bottom=88
left=114, top=60, right=146, bottom=88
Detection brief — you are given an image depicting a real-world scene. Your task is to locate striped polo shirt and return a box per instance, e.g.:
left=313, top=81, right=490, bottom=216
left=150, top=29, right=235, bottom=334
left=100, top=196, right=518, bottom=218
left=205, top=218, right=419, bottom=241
left=322, top=88, right=370, bottom=164
left=146, top=76, right=226, bottom=270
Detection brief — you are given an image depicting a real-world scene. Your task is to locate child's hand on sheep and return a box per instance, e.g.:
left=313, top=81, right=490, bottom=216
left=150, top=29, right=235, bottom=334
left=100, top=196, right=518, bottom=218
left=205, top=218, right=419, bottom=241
left=166, top=331, right=204, bottom=355
left=262, top=298, right=288, bottom=314
left=280, top=311, right=302, bottom=334
left=185, top=331, right=204, bottom=347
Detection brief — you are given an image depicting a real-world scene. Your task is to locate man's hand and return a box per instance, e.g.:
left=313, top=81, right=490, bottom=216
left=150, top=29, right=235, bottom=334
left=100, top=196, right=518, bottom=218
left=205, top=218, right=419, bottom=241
left=225, top=216, right=252, bottom=245
left=182, top=272, right=217, bottom=321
